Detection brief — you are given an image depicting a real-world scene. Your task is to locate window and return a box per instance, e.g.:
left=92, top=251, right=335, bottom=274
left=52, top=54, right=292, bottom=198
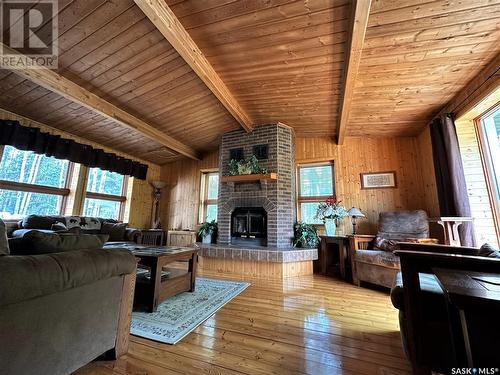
left=83, top=168, right=127, bottom=220
left=477, top=104, right=500, bottom=240
left=199, top=171, right=219, bottom=223
left=297, top=162, right=334, bottom=224
left=0, top=145, right=71, bottom=219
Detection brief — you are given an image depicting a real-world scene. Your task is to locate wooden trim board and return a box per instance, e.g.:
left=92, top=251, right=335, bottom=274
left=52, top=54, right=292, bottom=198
left=199, top=256, right=313, bottom=280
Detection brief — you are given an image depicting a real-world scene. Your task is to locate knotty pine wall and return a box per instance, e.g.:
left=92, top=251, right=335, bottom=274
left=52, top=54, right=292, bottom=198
left=161, top=136, right=440, bottom=235
left=160, top=150, right=219, bottom=230
left=0, top=109, right=160, bottom=229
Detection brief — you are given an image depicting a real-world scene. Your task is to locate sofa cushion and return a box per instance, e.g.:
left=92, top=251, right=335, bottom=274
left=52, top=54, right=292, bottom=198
left=21, top=215, right=65, bottom=230
left=378, top=210, right=429, bottom=240
left=9, top=231, right=109, bottom=255
left=11, top=229, right=55, bottom=238
left=101, top=222, right=127, bottom=241
left=355, top=249, right=400, bottom=268
left=0, top=218, right=9, bottom=255
left=0, top=248, right=136, bottom=306
left=391, top=272, right=446, bottom=312
left=51, top=222, right=68, bottom=232
left=476, top=243, right=500, bottom=258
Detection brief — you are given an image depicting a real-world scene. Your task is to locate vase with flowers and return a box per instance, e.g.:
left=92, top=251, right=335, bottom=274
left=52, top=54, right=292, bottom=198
left=314, top=196, right=348, bottom=236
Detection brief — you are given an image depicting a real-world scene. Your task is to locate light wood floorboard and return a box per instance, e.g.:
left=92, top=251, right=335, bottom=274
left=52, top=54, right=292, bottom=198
left=75, top=271, right=410, bottom=375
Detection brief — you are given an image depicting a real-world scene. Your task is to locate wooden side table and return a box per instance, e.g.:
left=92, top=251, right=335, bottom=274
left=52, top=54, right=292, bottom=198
left=138, top=229, right=165, bottom=246
left=429, top=217, right=473, bottom=246
left=317, top=235, right=350, bottom=279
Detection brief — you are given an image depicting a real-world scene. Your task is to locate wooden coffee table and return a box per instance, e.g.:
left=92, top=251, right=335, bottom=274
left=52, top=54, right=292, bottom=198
left=131, top=246, right=199, bottom=312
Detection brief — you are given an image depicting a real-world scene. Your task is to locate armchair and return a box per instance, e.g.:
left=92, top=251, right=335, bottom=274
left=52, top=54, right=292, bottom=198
left=350, top=210, right=433, bottom=288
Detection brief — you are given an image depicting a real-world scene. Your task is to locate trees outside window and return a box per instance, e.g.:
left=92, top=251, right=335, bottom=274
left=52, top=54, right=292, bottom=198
left=0, top=146, right=71, bottom=219
left=83, top=168, right=127, bottom=220
left=297, top=162, right=335, bottom=224
left=199, top=171, right=219, bottom=223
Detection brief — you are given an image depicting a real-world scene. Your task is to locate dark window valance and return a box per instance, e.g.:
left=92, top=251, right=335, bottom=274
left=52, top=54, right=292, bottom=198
left=0, top=120, right=148, bottom=180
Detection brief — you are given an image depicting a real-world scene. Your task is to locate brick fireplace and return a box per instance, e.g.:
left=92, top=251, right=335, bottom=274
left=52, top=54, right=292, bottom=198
left=217, top=123, right=296, bottom=248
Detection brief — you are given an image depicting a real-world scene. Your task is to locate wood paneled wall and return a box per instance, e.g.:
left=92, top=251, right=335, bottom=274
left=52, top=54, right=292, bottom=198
left=296, top=137, right=433, bottom=234
left=0, top=108, right=161, bottom=229
left=161, top=137, right=439, bottom=235
left=160, top=150, right=219, bottom=230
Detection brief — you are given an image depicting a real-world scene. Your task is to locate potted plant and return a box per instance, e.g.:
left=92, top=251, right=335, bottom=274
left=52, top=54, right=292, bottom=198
left=293, top=222, right=320, bottom=248
left=198, top=220, right=218, bottom=244
left=228, top=155, right=268, bottom=176
left=314, top=195, right=348, bottom=236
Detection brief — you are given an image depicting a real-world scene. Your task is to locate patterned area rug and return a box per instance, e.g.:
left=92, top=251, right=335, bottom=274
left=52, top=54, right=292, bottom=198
left=130, top=277, right=250, bottom=344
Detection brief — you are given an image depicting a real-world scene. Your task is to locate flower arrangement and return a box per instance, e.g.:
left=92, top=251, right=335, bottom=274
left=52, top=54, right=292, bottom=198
left=314, top=195, right=348, bottom=222
left=229, top=155, right=268, bottom=176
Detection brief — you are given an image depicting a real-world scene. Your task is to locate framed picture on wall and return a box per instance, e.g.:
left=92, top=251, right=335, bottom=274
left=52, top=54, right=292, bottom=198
left=360, top=171, right=397, bottom=189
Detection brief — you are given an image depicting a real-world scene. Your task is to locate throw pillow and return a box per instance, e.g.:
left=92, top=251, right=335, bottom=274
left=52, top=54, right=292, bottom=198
left=101, top=222, right=127, bottom=242
left=477, top=243, right=500, bottom=259
left=80, top=217, right=102, bottom=231
left=0, top=218, right=10, bottom=255
left=51, top=222, right=68, bottom=232
left=10, top=231, right=109, bottom=255
left=65, top=216, right=82, bottom=229
left=373, top=236, right=400, bottom=252
left=22, top=215, right=63, bottom=229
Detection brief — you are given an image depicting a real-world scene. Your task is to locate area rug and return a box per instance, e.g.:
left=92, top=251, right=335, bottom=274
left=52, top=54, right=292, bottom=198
left=130, top=277, right=250, bottom=344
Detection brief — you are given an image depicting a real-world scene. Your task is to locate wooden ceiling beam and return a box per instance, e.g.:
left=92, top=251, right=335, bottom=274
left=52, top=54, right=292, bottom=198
left=336, top=0, right=371, bottom=145
left=134, top=0, right=254, bottom=133
left=0, top=43, right=201, bottom=160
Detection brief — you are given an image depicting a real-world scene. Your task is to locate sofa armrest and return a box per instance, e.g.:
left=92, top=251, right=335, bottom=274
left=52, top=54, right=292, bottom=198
left=125, top=228, right=142, bottom=243
left=349, top=234, right=375, bottom=251
left=0, top=249, right=136, bottom=306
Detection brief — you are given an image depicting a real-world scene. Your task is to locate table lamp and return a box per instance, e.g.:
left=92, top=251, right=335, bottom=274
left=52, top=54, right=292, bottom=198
left=348, top=207, right=365, bottom=235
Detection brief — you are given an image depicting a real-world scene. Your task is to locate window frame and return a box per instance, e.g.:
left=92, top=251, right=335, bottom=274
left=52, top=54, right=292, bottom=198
left=296, top=161, right=335, bottom=223
left=199, top=169, right=219, bottom=224
left=83, top=169, right=129, bottom=220
left=0, top=147, right=74, bottom=218
left=475, top=103, right=500, bottom=241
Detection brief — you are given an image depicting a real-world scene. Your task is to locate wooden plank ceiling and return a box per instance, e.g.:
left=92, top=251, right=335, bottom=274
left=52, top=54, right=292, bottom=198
left=347, top=0, right=500, bottom=136
left=0, top=0, right=499, bottom=164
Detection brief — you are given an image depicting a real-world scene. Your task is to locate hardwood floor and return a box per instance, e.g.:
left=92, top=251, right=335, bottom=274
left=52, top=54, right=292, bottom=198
left=76, top=272, right=410, bottom=375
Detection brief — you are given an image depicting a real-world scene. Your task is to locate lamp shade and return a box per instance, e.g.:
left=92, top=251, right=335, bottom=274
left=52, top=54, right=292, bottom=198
left=348, top=207, right=365, bottom=218
left=151, top=180, right=167, bottom=189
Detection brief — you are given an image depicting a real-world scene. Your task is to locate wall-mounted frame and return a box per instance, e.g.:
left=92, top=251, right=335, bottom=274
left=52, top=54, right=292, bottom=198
left=360, top=171, right=397, bottom=189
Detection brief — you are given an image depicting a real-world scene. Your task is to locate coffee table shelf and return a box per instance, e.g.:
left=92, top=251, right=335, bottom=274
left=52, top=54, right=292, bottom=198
left=132, top=246, right=199, bottom=312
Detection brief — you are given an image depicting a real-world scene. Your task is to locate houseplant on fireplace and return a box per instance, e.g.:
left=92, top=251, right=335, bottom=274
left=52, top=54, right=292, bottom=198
left=315, top=196, right=348, bottom=236
left=229, top=155, right=268, bottom=176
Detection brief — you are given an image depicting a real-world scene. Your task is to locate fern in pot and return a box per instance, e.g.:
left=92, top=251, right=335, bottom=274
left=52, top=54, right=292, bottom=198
left=293, top=222, right=320, bottom=248
left=198, top=220, right=218, bottom=244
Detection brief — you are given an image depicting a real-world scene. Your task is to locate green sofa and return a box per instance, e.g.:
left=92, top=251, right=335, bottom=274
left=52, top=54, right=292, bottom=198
left=0, top=219, right=137, bottom=375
